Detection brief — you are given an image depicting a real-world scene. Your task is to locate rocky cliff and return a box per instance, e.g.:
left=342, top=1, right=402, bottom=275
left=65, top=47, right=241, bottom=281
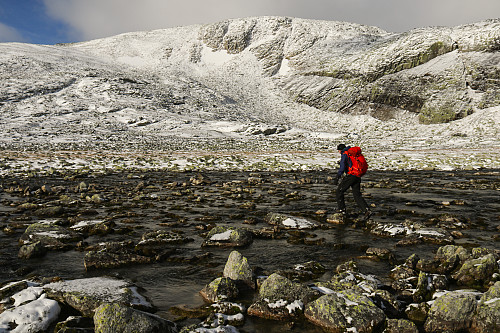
left=74, top=16, right=500, bottom=124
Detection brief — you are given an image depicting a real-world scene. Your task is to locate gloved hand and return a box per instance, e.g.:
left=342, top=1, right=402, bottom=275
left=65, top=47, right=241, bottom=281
left=333, top=176, right=339, bottom=185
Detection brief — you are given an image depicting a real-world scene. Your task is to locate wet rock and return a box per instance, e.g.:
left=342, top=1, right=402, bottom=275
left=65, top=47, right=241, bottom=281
left=304, top=289, right=386, bottom=332
left=19, top=222, right=83, bottom=250
left=384, top=318, right=419, bottom=333
left=16, top=202, right=38, bottom=211
left=84, top=250, right=152, bottom=271
left=405, top=301, right=430, bottom=324
left=436, top=244, right=471, bottom=263
left=452, top=254, right=498, bottom=288
left=223, top=251, right=255, bottom=289
left=70, top=219, right=116, bottom=236
left=277, top=261, right=326, bottom=282
left=366, top=247, right=396, bottom=262
left=34, top=205, right=64, bottom=217
left=135, top=229, right=193, bottom=256
left=200, top=277, right=239, bottom=303
left=44, top=277, right=154, bottom=317
left=326, top=212, right=345, bottom=224
left=472, top=281, right=500, bottom=332
left=0, top=281, right=28, bottom=299
left=247, top=273, right=316, bottom=320
left=424, top=290, right=481, bottom=333
left=18, top=240, right=47, bottom=259
left=413, top=271, right=433, bottom=302
left=202, top=226, right=253, bottom=247
left=322, top=269, right=382, bottom=295
left=265, top=212, right=318, bottom=230
left=94, top=303, right=177, bottom=333
left=54, top=316, right=94, bottom=333
left=371, top=289, right=402, bottom=318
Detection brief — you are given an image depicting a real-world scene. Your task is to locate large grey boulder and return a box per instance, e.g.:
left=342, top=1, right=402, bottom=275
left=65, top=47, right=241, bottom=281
left=424, top=290, right=480, bottom=332
left=472, top=281, right=500, bottom=332
left=452, top=253, right=498, bottom=288
left=44, top=277, right=154, bottom=317
left=94, top=303, right=177, bottom=333
left=199, top=277, right=239, bottom=303
left=304, top=289, right=386, bottom=332
left=222, top=251, right=254, bottom=289
left=247, top=273, right=317, bottom=320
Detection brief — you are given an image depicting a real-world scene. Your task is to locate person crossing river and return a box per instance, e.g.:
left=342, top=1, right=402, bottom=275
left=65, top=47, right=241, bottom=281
left=333, top=143, right=372, bottom=221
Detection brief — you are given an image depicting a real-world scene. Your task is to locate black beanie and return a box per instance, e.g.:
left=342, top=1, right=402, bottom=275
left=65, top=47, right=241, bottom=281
left=337, top=144, right=346, bottom=151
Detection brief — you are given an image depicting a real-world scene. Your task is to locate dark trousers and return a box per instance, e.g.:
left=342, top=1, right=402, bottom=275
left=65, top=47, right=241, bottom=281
left=336, top=174, right=369, bottom=212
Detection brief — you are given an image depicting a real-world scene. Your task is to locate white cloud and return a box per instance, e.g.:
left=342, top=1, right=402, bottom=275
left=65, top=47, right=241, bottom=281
left=43, top=0, right=500, bottom=42
left=0, top=22, right=26, bottom=42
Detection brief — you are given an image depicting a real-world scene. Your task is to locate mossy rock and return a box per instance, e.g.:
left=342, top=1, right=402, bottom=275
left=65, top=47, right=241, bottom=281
left=424, top=290, right=479, bottom=332
left=472, top=281, right=500, bottom=332
left=304, top=290, right=386, bottom=332
left=94, top=303, right=177, bottom=333
left=199, top=277, right=239, bottom=303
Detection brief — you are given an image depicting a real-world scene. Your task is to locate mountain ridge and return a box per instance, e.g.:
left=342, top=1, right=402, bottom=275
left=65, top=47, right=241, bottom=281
left=0, top=17, right=498, bottom=158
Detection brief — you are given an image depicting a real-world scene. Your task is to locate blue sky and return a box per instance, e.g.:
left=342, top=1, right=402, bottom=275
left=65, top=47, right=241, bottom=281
left=1, top=0, right=499, bottom=45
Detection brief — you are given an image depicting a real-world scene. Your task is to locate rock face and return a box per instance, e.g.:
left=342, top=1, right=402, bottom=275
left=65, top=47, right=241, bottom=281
left=81, top=17, right=500, bottom=124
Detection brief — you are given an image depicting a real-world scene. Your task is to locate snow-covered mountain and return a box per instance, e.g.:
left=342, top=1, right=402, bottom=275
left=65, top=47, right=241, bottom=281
left=0, top=17, right=499, bottom=154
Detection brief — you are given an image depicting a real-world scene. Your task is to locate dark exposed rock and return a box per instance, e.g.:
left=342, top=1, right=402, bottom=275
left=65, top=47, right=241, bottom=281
left=18, top=240, right=47, bottom=259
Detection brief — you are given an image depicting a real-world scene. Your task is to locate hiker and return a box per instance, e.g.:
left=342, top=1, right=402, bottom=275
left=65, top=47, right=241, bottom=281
left=333, top=144, right=372, bottom=220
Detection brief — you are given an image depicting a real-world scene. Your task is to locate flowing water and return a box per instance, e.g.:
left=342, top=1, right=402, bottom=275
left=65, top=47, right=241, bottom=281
left=0, top=169, right=498, bottom=332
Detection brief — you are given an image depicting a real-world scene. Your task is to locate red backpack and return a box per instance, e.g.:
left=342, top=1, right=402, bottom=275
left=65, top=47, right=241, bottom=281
left=345, top=147, right=368, bottom=177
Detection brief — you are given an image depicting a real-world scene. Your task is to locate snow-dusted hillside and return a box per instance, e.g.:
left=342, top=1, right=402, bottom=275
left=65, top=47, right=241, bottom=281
left=0, top=17, right=498, bottom=171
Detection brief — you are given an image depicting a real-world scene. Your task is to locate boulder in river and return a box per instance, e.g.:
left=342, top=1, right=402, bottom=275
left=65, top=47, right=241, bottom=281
left=424, top=290, right=481, bottom=333
left=202, top=226, right=253, bottom=247
left=451, top=253, right=499, bottom=288
left=265, top=212, right=318, bottom=230
left=247, top=273, right=317, bottom=320
left=44, top=277, right=154, bottom=317
left=472, top=281, right=500, bottom=332
left=19, top=221, right=83, bottom=250
left=304, top=289, right=386, bottom=332
left=200, top=277, right=239, bottom=303
left=223, top=251, right=255, bottom=289
left=94, top=302, right=177, bottom=333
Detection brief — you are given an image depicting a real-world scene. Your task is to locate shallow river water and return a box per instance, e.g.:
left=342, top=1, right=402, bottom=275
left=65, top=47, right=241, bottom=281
left=0, top=169, right=498, bottom=332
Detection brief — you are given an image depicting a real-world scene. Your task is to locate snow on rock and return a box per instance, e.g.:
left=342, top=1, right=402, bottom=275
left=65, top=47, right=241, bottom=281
left=0, top=294, right=61, bottom=333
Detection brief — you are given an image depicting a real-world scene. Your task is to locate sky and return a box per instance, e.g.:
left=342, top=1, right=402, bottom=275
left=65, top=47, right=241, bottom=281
left=0, top=0, right=499, bottom=45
